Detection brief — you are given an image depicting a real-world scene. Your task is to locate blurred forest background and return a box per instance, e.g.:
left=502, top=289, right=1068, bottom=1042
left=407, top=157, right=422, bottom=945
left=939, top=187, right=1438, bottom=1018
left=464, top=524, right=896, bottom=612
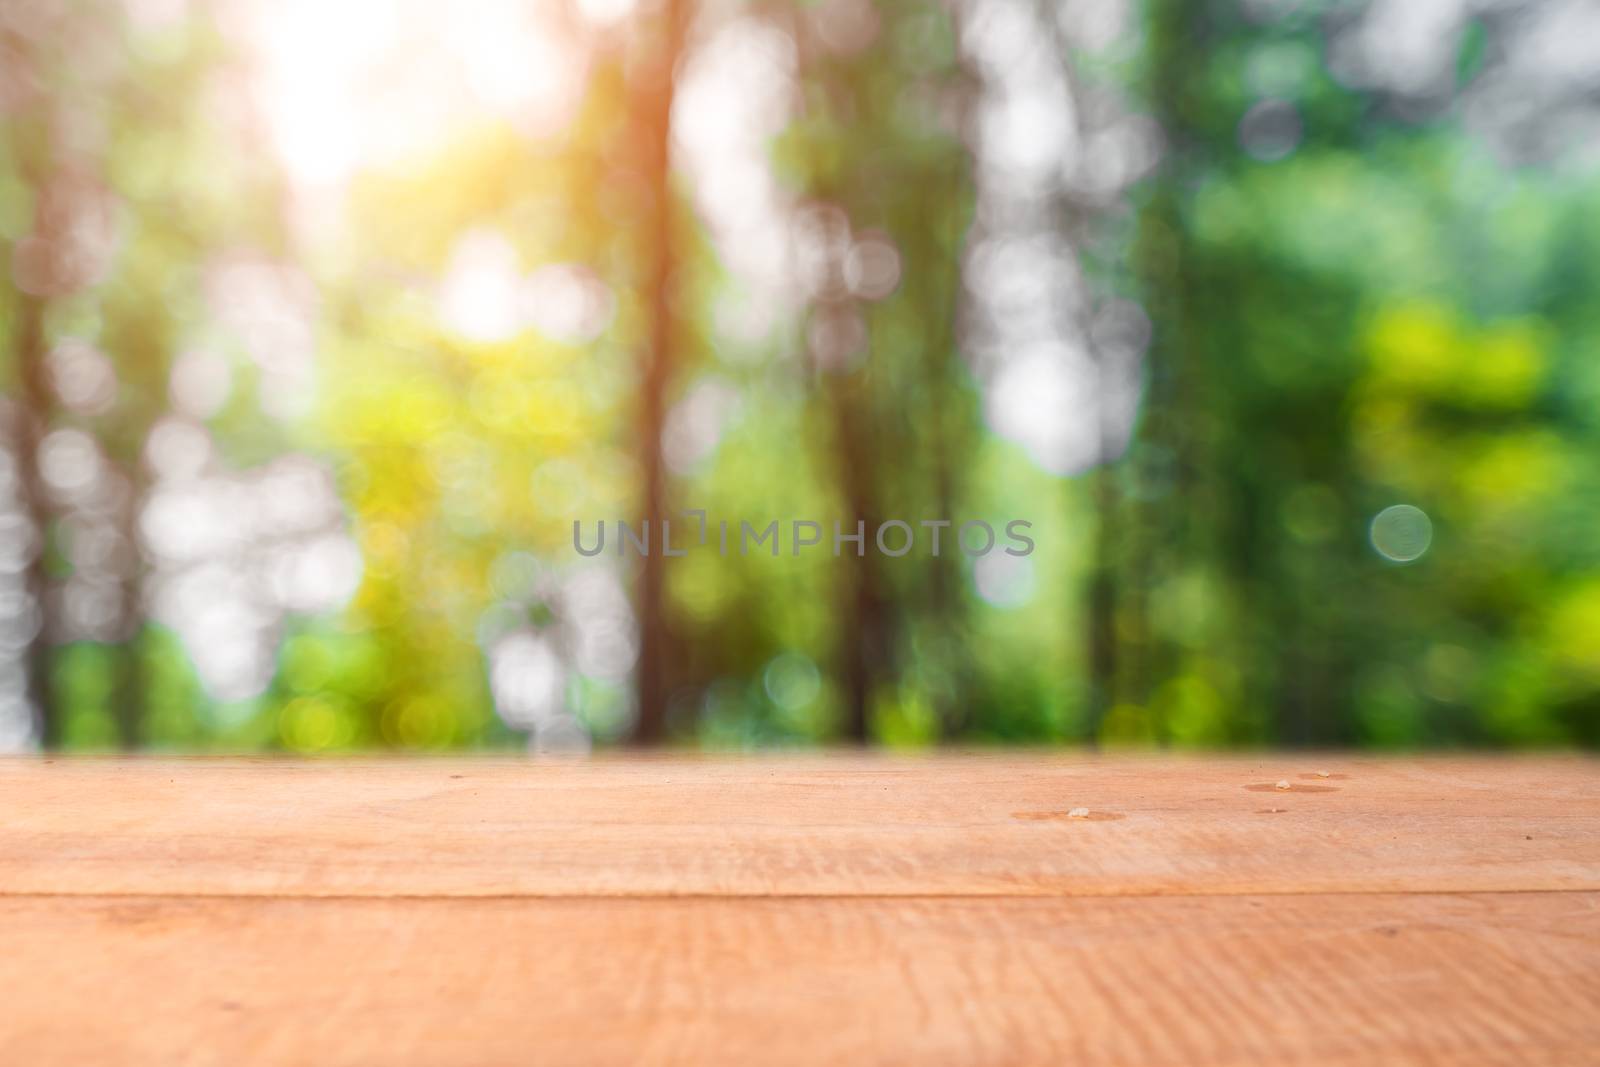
left=2, top=0, right=1598, bottom=753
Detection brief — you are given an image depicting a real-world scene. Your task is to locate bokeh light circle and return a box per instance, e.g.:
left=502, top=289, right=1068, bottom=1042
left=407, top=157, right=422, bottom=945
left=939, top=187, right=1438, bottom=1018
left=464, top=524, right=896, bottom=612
left=1370, top=505, right=1432, bottom=563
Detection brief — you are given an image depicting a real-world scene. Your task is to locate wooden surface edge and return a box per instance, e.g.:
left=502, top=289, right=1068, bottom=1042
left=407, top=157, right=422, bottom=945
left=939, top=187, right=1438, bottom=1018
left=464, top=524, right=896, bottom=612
left=2, top=755, right=1595, bottom=899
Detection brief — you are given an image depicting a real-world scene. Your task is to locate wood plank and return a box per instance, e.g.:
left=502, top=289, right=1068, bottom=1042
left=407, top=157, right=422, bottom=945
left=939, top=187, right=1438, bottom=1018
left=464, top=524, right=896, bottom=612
left=0, top=755, right=1594, bottom=898
left=2, top=891, right=1595, bottom=1066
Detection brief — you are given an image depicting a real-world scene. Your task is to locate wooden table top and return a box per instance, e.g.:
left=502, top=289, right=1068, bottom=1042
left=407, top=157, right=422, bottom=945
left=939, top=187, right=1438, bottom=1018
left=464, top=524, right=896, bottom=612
left=1, top=754, right=1596, bottom=1065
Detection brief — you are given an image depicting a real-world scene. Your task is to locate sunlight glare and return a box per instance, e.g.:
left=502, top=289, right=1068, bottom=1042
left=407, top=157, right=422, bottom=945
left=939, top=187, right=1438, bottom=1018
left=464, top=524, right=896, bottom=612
left=242, top=0, right=584, bottom=189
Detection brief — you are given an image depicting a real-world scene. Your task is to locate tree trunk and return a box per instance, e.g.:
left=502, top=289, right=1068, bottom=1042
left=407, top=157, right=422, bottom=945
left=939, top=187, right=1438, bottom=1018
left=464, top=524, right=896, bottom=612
left=825, top=371, right=886, bottom=745
left=630, top=0, right=690, bottom=745
left=11, top=291, right=57, bottom=748
left=110, top=464, right=145, bottom=750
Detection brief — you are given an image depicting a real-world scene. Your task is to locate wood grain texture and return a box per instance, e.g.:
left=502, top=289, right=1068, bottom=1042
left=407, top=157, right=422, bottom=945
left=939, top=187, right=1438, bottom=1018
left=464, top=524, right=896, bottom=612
left=2, top=892, right=1596, bottom=1066
left=0, top=755, right=1595, bottom=897
left=0, top=755, right=1596, bottom=1066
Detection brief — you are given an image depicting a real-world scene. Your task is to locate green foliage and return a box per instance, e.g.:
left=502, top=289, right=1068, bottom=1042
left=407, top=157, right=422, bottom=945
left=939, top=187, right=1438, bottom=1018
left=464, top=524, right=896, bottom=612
left=3, top=0, right=1595, bottom=751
